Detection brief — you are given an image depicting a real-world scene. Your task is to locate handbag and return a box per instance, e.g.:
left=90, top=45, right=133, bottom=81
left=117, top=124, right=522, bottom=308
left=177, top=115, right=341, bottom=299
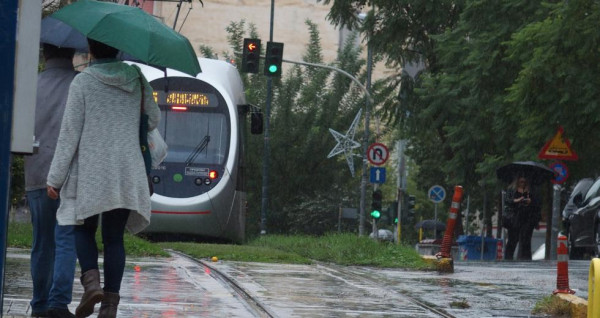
left=138, top=72, right=167, bottom=194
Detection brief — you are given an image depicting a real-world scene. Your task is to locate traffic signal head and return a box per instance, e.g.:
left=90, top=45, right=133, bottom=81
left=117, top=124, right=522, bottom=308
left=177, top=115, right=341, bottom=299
left=370, top=210, right=381, bottom=219
left=371, top=189, right=382, bottom=219
left=402, top=194, right=416, bottom=223
left=241, top=38, right=261, bottom=73
left=407, top=195, right=416, bottom=210
left=264, top=41, right=284, bottom=76
left=250, top=112, right=263, bottom=134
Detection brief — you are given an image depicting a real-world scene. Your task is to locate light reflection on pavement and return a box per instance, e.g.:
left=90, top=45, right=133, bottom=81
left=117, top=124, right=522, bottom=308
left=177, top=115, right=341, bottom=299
left=3, top=247, right=590, bottom=318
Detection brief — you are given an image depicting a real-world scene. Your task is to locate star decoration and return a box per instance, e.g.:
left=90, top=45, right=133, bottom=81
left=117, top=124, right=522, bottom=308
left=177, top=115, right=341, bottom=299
left=327, top=109, right=362, bottom=176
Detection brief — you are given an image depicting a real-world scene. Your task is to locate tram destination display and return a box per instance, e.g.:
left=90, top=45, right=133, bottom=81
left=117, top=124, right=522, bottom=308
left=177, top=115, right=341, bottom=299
left=153, top=90, right=218, bottom=107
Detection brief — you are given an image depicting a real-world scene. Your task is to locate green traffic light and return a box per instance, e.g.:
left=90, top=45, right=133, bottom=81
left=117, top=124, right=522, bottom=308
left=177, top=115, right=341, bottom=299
left=268, top=64, right=278, bottom=73
left=371, top=210, right=381, bottom=219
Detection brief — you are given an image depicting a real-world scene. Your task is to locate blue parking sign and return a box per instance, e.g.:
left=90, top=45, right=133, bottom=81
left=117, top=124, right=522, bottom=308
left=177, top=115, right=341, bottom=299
left=428, top=185, right=446, bottom=203
left=370, top=167, right=386, bottom=184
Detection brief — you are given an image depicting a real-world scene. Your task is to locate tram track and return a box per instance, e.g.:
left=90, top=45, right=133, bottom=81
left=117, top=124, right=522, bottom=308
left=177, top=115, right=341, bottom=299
left=170, top=250, right=455, bottom=318
left=168, top=250, right=276, bottom=318
left=314, top=263, right=456, bottom=318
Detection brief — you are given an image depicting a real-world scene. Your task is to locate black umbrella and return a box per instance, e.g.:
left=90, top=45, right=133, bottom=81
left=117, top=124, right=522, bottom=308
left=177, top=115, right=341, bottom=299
left=40, top=16, right=88, bottom=52
left=415, top=219, right=446, bottom=231
left=496, top=161, right=556, bottom=185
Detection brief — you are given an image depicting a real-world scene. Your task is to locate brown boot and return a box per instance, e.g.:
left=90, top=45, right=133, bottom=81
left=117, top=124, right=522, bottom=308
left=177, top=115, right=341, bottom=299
left=75, top=269, right=104, bottom=318
left=97, top=292, right=120, bottom=318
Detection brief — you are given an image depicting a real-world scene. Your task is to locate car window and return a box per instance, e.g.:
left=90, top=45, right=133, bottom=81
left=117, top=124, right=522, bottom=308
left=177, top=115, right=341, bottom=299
left=583, top=178, right=600, bottom=203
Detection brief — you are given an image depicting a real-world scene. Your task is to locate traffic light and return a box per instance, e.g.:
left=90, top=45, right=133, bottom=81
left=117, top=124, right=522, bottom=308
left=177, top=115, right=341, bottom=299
left=371, top=189, right=382, bottom=219
left=241, top=38, right=261, bottom=73
left=403, top=194, right=416, bottom=222
left=407, top=195, right=416, bottom=213
left=250, top=112, right=263, bottom=134
left=264, top=41, right=284, bottom=76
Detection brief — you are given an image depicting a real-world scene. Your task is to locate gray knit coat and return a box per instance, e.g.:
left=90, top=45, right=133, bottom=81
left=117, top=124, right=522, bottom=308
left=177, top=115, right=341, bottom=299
left=47, top=61, right=160, bottom=234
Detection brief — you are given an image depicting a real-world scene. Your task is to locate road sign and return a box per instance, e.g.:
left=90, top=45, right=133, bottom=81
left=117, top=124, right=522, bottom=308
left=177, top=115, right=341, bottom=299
left=428, top=185, right=446, bottom=203
left=370, top=167, right=386, bottom=184
left=367, top=143, right=389, bottom=166
left=538, top=126, right=578, bottom=161
left=549, top=161, right=569, bottom=184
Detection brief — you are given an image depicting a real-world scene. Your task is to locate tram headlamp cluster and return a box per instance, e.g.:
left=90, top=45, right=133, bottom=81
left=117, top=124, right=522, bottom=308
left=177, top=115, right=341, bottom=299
left=193, top=178, right=212, bottom=186
left=193, top=170, right=218, bottom=186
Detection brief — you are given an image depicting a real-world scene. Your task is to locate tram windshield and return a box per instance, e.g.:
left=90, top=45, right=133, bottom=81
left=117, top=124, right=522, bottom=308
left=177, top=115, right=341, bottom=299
left=149, top=76, right=231, bottom=166
left=157, top=110, right=229, bottom=165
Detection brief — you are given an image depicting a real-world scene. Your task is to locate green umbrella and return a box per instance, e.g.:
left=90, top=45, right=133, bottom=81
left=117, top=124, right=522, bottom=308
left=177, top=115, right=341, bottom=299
left=52, top=0, right=201, bottom=76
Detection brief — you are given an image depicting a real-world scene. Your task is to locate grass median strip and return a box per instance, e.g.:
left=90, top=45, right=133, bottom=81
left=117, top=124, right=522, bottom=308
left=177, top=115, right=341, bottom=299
left=9, top=222, right=430, bottom=269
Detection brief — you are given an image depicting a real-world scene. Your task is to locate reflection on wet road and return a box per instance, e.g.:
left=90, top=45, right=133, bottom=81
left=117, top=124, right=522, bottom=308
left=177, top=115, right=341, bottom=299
left=209, top=259, right=590, bottom=318
left=3, top=248, right=591, bottom=318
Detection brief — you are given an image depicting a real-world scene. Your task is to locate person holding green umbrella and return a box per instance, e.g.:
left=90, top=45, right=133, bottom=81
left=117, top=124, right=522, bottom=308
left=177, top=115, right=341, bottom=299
left=51, top=0, right=201, bottom=76
left=47, top=38, right=160, bottom=318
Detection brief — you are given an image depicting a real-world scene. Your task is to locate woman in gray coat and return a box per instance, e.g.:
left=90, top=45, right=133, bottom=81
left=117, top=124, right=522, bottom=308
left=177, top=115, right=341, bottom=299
left=47, top=39, right=160, bottom=318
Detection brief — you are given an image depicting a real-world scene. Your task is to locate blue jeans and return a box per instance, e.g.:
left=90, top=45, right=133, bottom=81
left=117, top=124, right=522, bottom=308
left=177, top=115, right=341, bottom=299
left=75, top=209, right=129, bottom=293
left=28, top=189, right=77, bottom=312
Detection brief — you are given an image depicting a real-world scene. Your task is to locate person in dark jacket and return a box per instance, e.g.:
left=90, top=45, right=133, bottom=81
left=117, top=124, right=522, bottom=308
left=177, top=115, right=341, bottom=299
left=24, top=43, right=78, bottom=318
left=504, top=175, right=541, bottom=260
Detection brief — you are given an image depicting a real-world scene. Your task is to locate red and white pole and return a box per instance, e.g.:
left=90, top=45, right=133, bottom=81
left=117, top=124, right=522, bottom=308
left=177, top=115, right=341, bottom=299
left=437, top=186, right=464, bottom=258
left=553, top=234, right=575, bottom=294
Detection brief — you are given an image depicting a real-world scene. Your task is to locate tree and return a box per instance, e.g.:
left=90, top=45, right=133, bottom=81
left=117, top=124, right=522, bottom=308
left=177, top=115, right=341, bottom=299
left=505, top=0, right=600, bottom=179
left=209, top=20, right=368, bottom=236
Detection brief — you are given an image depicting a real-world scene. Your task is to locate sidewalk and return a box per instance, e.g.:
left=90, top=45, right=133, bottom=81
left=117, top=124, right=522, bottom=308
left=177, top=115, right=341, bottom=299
left=2, top=248, right=254, bottom=318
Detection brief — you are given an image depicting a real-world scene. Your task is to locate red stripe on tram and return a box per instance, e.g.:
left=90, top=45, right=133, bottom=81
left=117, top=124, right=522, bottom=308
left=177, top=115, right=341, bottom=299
left=151, top=210, right=211, bottom=215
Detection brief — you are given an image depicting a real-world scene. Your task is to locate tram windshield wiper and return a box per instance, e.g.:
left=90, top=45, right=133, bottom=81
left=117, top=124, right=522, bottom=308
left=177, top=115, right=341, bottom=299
left=185, top=135, right=210, bottom=166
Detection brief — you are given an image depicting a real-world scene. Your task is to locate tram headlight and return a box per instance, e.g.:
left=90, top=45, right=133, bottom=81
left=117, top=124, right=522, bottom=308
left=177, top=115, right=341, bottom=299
left=204, top=178, right=211, bottom=186
left=152, top=176, right=160, bottom=184
left=194, top=178, right=203, bottom=186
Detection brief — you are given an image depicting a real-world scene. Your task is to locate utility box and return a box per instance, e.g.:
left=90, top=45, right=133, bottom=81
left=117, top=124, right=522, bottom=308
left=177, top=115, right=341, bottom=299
left=456, top=235, right=498, bottom=261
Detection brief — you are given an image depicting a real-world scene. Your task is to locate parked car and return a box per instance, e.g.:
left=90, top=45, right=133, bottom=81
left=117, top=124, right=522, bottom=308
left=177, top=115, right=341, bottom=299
left=562, top=178, right=594, bottom=222
left=565, top=177, right=600, bottom=258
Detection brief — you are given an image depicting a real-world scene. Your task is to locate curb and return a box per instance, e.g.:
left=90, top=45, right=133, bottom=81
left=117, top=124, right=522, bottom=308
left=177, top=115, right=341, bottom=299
left=421, top=255, right=454, bottom=273
left=553, top=293, right=587, bottom=318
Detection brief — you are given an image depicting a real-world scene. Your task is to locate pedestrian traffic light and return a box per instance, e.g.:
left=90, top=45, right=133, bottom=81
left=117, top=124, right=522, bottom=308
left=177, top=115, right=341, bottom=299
left=264, top=41, right=284, bottom=76
left=241, top=38, right=261, bottom=73
left=371, top=189, right=382, bottom=219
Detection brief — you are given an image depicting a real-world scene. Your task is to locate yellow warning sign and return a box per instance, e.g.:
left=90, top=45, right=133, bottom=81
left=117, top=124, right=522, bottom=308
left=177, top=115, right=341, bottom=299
left=538, top=126, right=578, bottom=161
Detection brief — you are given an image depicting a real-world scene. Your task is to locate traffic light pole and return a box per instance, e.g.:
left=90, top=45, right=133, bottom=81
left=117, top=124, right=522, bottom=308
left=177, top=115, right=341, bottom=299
left=362, top=31, right=374, bottom=237
left=260, top=0, right=276, bottom=234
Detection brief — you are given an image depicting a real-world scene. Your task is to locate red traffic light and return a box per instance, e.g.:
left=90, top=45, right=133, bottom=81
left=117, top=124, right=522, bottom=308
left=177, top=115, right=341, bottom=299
left=242, top=38, right=261, bottom=73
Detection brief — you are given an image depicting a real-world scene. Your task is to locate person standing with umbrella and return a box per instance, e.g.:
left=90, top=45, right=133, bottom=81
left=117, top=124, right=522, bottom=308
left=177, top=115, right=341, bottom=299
left=503, top=175, right=541, bottom=260
left=47, top=38, right=160, bottom=318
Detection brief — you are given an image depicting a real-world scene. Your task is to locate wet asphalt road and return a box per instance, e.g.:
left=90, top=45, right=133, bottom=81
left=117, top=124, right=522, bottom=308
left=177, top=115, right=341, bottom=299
left=2, top=248, right=591, bottom=317
left=209, top=259, right=590, bottom=318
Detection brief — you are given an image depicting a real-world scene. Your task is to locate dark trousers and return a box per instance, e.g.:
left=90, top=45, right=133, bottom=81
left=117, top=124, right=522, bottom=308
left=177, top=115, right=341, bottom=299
left=75, top=208, right=130, bottom=293
left=505, top=213, right=535, bottom=260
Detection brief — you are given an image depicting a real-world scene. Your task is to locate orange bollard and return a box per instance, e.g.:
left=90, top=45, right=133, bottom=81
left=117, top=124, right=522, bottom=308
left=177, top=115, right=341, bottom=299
left=436, top=186, right=464, bottom=258
left=553, top=234, right=575, bottom=294
left=496, top=240, right=503, bottom=260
